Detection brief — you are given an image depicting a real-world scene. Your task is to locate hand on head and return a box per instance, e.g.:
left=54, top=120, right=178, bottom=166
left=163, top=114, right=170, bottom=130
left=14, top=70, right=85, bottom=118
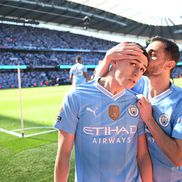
left=95, top=42, right=149, bottom=78
left=104, top=42, right=147, bottom=66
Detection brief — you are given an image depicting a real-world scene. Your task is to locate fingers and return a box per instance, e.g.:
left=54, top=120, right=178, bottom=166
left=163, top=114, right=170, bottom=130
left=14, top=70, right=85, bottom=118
left=137, top=102, right=141, bottom=108
left=106, top=43, right=145, bottom=61
left=110, top=53, right=142, bottom=62
left=110, top=42, right=143, bottom=53
left=121, top=42, right=144, bottom=52
left=114, top=43, right=143, bottom=55
left=138, top=97, right=151, bottom=108
left=104, top=42, right=147, bottom=67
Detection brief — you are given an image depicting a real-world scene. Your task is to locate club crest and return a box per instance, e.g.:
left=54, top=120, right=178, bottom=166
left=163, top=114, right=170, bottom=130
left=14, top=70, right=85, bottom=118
left=128, top=105, right=138, bottom=117
left=108, top=105, right=120, bottom=121
left=159, top=114, right=169, bottom=127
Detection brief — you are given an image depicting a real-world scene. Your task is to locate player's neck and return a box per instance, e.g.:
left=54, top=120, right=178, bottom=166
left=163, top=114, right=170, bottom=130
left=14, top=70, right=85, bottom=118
left=99, top=76, right=124, bottom=95
left=149, top=74, right=171, bottom=98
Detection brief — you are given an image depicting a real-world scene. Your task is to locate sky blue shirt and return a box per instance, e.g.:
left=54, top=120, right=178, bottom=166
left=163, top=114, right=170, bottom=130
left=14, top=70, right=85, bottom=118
left=148, top=84, right=182, bottom=182
left=69, top=63, right=87, bottom=86
left=133, top=77, right=182, bottom=182
left=132, top=76, right=150, bottom=96
left=54, top=79, right=145, bottom=182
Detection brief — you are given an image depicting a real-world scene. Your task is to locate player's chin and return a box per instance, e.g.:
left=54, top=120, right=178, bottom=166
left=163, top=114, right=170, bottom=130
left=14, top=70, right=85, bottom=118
left=128, top=79, right=136, bottom=87
left=126, top=82, right=135, bottom=89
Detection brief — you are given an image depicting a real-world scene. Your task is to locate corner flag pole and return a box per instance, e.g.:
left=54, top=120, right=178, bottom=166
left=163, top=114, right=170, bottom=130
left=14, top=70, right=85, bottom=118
left=17, top=65, right=24, bottom=138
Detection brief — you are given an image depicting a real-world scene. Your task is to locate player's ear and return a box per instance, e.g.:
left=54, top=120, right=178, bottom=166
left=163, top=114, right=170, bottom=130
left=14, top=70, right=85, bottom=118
left=110, top=60, right=116, bottom=68
left=164, top=60, right=176, bottom=71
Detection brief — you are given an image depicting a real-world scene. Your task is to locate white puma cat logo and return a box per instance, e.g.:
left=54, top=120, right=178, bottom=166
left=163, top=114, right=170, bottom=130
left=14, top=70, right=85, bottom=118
left=86, top=107, right=96, bottom=116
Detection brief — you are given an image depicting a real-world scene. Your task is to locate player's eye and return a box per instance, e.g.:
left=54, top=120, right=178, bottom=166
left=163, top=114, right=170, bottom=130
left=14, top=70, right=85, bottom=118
left=131, top=63, right=136, bottom=67
left=140, top=67, right=145, bottom=73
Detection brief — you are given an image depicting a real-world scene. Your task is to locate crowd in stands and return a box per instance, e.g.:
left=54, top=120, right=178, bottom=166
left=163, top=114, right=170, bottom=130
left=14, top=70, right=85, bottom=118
left=0, top=70, right=68, bottom=89
left=173, top=67, right=182, bottom=78
left=0, top=69, right=94, bottom=89
left=0, top=23, right=115, bottom=50
left=0, top=51, right=104, bottom=66
left=0, top=23, right=115, bottom=89
left=0, top=23, right=181, bottom=89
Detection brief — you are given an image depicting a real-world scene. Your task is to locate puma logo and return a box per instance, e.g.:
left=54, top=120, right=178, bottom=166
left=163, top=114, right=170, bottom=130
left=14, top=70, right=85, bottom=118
left=86, top=107, right=96, bottom=116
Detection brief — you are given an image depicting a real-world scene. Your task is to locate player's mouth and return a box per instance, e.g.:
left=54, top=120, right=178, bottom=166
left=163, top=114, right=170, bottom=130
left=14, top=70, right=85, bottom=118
left=128, top=79, right=136, bottom=84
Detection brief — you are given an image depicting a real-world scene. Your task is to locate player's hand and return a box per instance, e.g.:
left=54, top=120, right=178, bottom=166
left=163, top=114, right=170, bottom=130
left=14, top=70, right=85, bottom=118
left=103, top=42, right=145, bottom=65
left=137, top=96, right=153, bottom=124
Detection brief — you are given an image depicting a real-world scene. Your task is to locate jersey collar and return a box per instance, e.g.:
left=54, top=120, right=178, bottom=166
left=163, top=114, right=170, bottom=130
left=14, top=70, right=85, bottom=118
left=150, top=85, right=172, bottom=102
left=94, top=77, right=126, bottom=101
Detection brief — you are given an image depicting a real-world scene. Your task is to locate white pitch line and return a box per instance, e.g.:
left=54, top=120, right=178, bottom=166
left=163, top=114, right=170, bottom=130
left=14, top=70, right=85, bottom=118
left=0, top=128, right=22, bottom=138
left=24, top=129, right=56, bottom=138
left=0, top=127, right=57, bottom=138
left=13, top=126, right=54, bottom=131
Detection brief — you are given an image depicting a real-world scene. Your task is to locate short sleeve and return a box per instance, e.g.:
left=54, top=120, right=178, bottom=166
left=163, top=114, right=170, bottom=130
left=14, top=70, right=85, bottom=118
left=54, top=91, right=79, bottom=134
left=69, top=66, right=73, bottom=75
left=172, top=100, right=182, bottom=139
left=83, top=66, right=87, bottom=72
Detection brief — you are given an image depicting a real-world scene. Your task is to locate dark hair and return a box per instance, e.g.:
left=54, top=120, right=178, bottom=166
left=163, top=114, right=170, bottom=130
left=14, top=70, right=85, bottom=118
left=135, top=42, right=150, bottom=63
left=151, top=36, right=180, bottom=64
left=76, top=55, right=82, bottom=61
left=126, top=42, right=150, bottom=64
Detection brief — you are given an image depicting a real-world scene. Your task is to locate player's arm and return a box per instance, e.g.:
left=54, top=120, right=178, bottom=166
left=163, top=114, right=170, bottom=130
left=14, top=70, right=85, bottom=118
left=54, top=130, right=74, bottom=182
left=83, top=71, right=91, bottom=81
left=69, top=67, right=74, bottom=83
left=94, top=42, right=144, bottom=77
left=69, top=73, right=73, bottom=82
left=138, top=97, right=182, bottom=166
left=137, top=134, right=153, bottom=182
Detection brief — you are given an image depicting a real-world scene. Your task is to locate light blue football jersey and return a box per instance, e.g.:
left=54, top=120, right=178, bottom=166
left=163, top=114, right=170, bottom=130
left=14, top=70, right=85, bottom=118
left=146, top=84, right=182, bottom=182
left=132, top=76, right=150, bottom=96
left=69, top=63, right=87, bottom=86
left=133, top=79, right=182, bottom=181
left=54, top=79, right=145, bottom=182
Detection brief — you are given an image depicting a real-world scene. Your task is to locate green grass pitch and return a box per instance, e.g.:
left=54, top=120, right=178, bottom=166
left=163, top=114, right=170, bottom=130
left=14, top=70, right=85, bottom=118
left=0, top=78, right=182, bottom=182
left=0, top=85, right=74, bottom=182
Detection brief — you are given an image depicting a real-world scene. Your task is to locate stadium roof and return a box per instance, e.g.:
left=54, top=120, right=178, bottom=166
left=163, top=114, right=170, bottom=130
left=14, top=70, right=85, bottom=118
left=0, top=0, right=182, bottom=42
left=69, top=0, right=182, bottom=26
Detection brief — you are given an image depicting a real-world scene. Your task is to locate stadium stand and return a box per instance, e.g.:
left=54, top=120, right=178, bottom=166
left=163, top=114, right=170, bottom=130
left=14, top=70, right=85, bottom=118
left=0, top=23, right=182, bottom=89
left=0, top=23, right=115, bottom=49
left=0, top=23, right=117, bottom=88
